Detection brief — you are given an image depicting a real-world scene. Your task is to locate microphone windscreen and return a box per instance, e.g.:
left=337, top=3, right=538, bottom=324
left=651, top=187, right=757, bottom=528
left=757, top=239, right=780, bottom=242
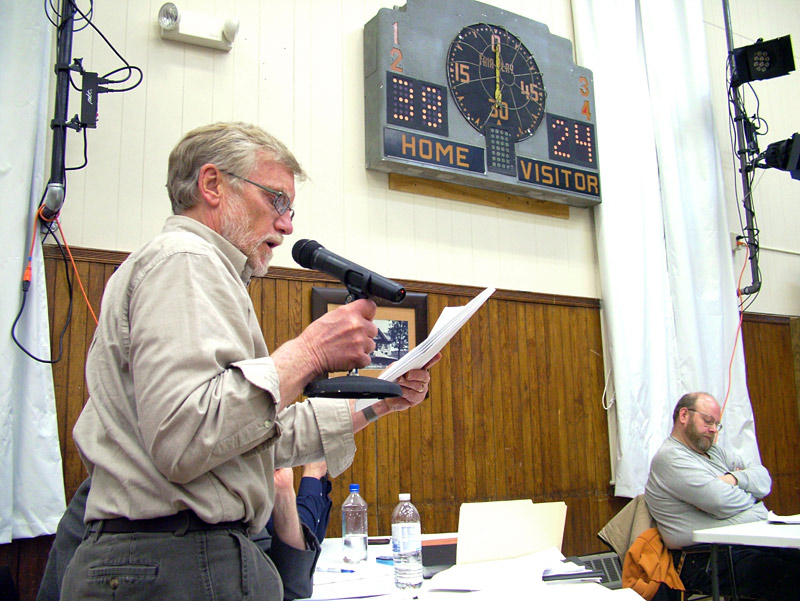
left=292, top=239, right=322, bottom=268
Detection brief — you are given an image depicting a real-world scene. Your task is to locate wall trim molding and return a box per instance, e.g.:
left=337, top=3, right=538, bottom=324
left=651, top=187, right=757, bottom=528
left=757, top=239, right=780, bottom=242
left=43, top=244, right=601, bottom=309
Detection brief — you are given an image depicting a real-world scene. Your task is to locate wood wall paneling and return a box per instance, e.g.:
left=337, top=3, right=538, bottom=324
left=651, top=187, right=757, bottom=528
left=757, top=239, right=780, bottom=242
left=742, top=314, right=800, bottom=515
left=3, top=246, right=798, bottom=601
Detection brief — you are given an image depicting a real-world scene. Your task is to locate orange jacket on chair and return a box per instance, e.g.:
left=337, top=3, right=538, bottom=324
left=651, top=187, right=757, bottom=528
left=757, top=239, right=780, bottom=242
left=622, top=527, right=685, bottom=600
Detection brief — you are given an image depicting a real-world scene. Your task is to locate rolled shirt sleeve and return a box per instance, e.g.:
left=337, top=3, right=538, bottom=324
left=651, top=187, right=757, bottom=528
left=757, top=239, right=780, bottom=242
left=271, top=398, right=356, bottom=478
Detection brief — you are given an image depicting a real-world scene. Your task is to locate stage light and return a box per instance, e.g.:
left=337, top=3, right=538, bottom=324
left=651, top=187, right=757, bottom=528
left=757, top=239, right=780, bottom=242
left=763, top=134, right=800, bottom=181
left=730, top=35, right=794, bottom=86
left=157, top=3, right=239, bottom=52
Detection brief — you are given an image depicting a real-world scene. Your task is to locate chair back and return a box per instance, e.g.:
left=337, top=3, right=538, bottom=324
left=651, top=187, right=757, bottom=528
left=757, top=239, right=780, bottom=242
left=598, top=494, right=657, bottom=560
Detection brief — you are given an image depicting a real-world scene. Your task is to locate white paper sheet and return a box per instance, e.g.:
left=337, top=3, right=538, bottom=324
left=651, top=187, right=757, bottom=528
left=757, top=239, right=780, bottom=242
left=355, top=287, right=495, bottom=411
left=767, top=511, right=800, bottom=524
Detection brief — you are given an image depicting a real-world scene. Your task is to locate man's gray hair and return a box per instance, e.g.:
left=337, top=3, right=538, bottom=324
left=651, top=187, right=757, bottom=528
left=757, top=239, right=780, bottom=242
left=166, top=122, right=306, bottom=214
left=672, top=391, right=712, bottom=423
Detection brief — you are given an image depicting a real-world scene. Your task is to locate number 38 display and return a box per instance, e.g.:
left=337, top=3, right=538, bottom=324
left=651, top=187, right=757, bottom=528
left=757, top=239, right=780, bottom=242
left=364, top=0, right=601, bottom=207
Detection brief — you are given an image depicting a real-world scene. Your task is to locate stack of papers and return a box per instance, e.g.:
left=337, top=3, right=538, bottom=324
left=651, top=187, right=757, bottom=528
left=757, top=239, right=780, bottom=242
left=767, top=511, right=800, bottom=524
left=428, top=547, right=601, bottom=593
left=543, top=562, right=604, bottom=583
left=356, top=287, right=495, bottom=411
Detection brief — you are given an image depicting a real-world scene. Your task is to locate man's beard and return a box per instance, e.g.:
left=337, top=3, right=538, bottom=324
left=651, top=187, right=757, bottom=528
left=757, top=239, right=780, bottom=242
left=220, top=198, right=279, bottom=278
left=686, top=420, right=713, bottom=452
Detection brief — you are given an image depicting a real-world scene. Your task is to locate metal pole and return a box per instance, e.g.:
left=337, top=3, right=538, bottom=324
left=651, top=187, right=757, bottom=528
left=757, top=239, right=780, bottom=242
left=722, top=0, right=760, bottom=294
left=41, top=0, right=76, bottom=220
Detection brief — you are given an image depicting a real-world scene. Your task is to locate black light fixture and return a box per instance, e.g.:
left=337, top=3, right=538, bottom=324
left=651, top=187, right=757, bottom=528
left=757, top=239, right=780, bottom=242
left=730, top=35, right=795, bottom=86
left=763, top=134, right=800, bottom=181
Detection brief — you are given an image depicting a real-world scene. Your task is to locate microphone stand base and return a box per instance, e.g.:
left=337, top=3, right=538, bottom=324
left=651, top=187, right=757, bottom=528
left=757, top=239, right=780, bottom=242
left=303, top=375, right=401, bottom=399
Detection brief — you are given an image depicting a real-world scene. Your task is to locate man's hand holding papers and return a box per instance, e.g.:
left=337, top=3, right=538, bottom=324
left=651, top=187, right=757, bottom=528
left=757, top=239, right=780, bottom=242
left=355, top=287, right=495, bottom=411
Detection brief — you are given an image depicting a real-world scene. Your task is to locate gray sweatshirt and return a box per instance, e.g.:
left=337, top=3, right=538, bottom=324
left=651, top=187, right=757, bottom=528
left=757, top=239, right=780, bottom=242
left=644, top=436, right=771, bottom=548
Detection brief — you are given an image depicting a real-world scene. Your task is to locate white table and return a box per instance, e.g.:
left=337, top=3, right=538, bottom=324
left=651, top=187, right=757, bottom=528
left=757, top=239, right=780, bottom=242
left=305, top=536, right=641, bottom=600
left=692, top=520, right=800, bottom=601
left=693, top=520, right=800, bottom=548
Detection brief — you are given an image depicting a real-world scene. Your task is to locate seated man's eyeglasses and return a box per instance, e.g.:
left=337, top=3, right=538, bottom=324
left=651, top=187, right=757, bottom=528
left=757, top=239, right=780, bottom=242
left=688, top=408, right=723, bottom=431
left=223, top=171, right=295, bottom=220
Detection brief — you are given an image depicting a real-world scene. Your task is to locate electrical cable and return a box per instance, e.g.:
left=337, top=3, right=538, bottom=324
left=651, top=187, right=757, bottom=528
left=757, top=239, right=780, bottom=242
left=13, top=0, right=142, bottom=364
left=69, top=1, right=143, bottom=93
left=725, top=53, right=764, bottom=299
left=11, top=207, right=73, bottom=364
left=54, top=213, right=99, bottom=325
left=718, top=241, right=750, bottom=427
left=46, top=0, right=93, bottom=31
left=726, top=57, right=748, bottom=237
left=66, top=127, right=89, bottom=171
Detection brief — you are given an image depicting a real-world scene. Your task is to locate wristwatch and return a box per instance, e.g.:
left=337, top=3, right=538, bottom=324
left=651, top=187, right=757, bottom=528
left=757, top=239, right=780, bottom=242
left=362, top=405, right=380, bottom=423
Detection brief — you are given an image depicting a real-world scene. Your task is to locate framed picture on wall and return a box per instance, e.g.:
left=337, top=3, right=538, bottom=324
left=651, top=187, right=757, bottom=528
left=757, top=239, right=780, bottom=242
left=310, top=287, right=428, bottom=380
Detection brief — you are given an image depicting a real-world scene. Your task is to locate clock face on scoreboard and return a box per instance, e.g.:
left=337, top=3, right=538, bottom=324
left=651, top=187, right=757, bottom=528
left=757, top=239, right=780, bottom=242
left=446, top=23, right=546, bottom=143
left=364, top=0, right=601, bottom=207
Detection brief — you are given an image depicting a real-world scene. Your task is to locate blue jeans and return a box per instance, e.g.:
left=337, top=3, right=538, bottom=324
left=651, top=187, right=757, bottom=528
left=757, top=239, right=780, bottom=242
left=61, top=525, right=282, bottom=601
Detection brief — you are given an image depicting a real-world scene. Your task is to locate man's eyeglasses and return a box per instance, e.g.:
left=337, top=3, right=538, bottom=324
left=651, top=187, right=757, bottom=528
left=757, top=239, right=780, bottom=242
left=223, top=171, right=294, bottom=220
left=688, top=408, right=723, bottom=431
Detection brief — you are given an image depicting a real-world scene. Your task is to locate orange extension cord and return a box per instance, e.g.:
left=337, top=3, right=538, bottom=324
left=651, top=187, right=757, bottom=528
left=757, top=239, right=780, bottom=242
left=37, top=206, right=99, bottom=326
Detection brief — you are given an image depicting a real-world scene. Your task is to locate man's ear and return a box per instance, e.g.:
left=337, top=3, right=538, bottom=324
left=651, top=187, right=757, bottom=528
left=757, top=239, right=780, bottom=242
left=197, top=163, right=224, bottom=208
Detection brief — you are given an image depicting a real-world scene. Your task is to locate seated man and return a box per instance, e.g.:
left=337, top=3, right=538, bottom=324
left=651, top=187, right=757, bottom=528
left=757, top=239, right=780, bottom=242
left=292, top=461, right=333, bottom=542
left=645, top=391, right=800, bottom=600
left=254, top=461, right=333, bottom=600
left=260, top=461, right=333, bottom=545
left=37, top=463, right=332, bottom=601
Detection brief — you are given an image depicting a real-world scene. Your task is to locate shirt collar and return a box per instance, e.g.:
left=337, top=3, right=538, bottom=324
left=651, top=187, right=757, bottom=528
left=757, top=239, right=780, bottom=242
left=163, top=215, right=255, bottom=285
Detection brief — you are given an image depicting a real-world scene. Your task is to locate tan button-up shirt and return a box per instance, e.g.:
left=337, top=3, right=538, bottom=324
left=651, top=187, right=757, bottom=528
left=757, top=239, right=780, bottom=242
left=73, top=216, right=355, bottom=534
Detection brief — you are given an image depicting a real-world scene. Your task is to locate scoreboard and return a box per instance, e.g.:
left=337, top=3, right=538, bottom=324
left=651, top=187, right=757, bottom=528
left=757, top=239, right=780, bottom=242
left=364, top=0, right=601, bottom=208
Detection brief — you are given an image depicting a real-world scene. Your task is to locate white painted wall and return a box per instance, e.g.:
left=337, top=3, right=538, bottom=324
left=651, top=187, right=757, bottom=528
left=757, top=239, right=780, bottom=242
left=49, top=0, right=798, bottom=314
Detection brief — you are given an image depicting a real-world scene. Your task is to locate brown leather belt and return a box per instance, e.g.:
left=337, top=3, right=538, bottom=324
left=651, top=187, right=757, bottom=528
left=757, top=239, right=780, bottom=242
left=91, top=509, right=246, bottom=534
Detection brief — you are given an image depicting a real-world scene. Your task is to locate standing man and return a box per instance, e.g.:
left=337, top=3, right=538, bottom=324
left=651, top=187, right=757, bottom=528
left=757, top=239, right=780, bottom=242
left=61, top=122, right=437, bottom=601
left=645, top=391, right=800, bottom=600
left=39, top=468, right=323, bottom=601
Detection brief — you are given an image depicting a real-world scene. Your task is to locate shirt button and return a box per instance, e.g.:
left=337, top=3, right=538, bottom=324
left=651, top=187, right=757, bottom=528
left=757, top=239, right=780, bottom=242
left=264, top=420, right=272, bottom=429
left=109, top=577, right=119, bottom=589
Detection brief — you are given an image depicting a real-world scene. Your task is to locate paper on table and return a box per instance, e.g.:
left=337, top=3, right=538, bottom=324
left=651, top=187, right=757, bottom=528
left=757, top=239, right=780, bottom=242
left=308, top=560, right=394, bottom=600
left=428, top=547, right=563, bottom=592
left=456, top=499, right=567, bottom=564
left=767, top=510, right=800, bottom=524
left=543, top=561, right=596, bottom=576
left=354, top=287, right=495, bottom=411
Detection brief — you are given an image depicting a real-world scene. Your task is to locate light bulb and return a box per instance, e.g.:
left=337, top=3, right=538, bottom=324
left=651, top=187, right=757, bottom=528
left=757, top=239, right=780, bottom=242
left=158, top=3, right=180, bottom=30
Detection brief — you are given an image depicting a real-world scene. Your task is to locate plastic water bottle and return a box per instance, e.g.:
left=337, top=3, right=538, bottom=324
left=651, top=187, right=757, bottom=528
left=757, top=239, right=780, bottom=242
left=391, top=492, right=422, bottom=589
left=341, top=483, right=368, bottom=563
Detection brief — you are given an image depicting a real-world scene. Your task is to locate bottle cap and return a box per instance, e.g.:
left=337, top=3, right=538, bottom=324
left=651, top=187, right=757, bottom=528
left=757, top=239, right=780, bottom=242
left=350, top=484, right=360, bottom=493
left=399, top=492, right=410, bottom=501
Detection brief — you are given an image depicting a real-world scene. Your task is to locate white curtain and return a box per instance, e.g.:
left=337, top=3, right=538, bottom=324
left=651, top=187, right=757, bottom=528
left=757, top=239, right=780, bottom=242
left=0, top=1, right=66, bottom=542
left=572, top=0, right=758, bottom=497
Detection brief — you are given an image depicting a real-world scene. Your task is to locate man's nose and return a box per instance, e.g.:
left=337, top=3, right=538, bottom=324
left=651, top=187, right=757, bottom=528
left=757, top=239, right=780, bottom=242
left=275, top=212, right=293, bottom=234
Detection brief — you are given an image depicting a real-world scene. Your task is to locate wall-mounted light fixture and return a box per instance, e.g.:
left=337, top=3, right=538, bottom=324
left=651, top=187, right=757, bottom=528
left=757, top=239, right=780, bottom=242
left=157, top=2, right=239, bottom=52
left=730, top=35, right=795, bottom=87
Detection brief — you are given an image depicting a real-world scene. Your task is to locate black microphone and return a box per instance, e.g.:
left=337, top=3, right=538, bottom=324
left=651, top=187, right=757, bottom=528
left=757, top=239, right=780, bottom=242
left=292, top=239, right=406, bottom=303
